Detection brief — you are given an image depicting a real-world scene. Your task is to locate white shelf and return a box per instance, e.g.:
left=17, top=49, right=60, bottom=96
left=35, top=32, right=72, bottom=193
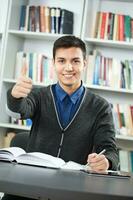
left=3, top=78, right=133, bottom=94
left=116, top=135, right=133, bottom=141
left=3, top=78, right=50, bottom=87
left=9, top=30, right=67, bottom=41
left=1, top=121, right=133, bottom=142
left=86, top=84, right=133, bottom=94
left=84, top=38, right=133, bottom=49
left=3, top=78, right=16, bottom=84
left=104, top=0, right=133, bottom=2
left=0, top=122, right=31, bottom=131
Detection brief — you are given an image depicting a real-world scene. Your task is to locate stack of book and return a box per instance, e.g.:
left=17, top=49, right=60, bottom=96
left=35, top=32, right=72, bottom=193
left=19, top=5, right=74, bottom=34
left=10, top=117, right=32, bottom=127
left=113, top=104, right=133, bottom=136
left=119, top=149, right=133, bottom=173
left=85, top=50, right=133, bottom=90
left=92, top=11, right=133, bottom=42
left=14, top=51, right=56, bottom=84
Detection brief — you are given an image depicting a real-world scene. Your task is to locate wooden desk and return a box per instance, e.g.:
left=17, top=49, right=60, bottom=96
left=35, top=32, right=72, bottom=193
left=0, top=162, right=133, bottom=200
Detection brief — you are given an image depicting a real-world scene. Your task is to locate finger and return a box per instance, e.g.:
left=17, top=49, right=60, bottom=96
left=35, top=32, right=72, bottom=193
left=20, top=64, right=28, bottom=77
left=90, top=162, right=108, bottom=172
left=16, top=86, right=31, bottom=95
left=17, top=76, right=32, bottom=84
left=89, top=158, right=109, bottom=172
left=87, top=153, right=98, bottom=162
left=11, top=88, right=29, bottom=99
left=89, top=157, right=106, bottom=168
left=16, top=81, right=32, bottom=90
left=88, top=153, right=106, bottom=163
left=14, top=92, right=29, bottom=98
left=88, top=153, right=97, bottom=159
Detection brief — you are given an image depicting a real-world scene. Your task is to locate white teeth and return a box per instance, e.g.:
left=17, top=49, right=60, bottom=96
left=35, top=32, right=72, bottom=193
left=64, top=74, right=73, bottom=78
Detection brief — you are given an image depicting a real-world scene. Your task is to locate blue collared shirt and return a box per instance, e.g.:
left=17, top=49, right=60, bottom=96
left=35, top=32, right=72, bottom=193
left=52, top=83, right=85, bottom=128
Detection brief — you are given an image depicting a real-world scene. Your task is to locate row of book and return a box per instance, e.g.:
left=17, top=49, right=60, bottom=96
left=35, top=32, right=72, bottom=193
left=10, top=117, right=32, bottom=127
left=14, top=52, right=56, bottom=84
left=19, top=5, right=73, bottom=34
left=93, top=11, right=133, bottom=42
left=15, top=50, right=133, bottom=90
left=119, top=149, right=133, bottom=172
left=85, top=50, right=133, bottom=90
left=113, top=104, right=133, bottom=136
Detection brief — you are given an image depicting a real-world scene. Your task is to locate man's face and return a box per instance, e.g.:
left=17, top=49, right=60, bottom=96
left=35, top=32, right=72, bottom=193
left=53, top=47, right=86, bottom=93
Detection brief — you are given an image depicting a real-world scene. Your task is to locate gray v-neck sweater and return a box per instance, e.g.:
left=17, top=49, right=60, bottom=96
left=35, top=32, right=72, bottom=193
left=7, top=85, right=118, bottom=170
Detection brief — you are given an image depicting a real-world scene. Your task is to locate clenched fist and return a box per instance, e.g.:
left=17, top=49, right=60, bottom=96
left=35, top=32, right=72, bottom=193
left=11, top=65, right=32, bottom=98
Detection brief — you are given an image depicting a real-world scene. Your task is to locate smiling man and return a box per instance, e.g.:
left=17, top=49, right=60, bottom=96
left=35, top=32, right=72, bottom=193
left=4, top=36, right=118, bottom=200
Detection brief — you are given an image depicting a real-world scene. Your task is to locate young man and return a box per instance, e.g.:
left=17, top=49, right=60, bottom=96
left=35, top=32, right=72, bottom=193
left=3, top=36, right=118, bottom=200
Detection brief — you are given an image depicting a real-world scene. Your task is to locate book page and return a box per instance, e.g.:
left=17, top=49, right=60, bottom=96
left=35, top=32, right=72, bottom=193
left=60, top=161, right=87, bottom=171
left=16, top=152, right=66, bottom=168
left=0, top=147, right=26, bottom=161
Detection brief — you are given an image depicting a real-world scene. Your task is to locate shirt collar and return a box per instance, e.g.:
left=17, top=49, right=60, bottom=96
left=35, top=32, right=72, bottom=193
left=55, top=82, right=84, bottom=104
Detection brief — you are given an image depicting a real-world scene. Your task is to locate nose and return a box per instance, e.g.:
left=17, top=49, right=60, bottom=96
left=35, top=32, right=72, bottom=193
left=65, top=63, right=73, bottom=71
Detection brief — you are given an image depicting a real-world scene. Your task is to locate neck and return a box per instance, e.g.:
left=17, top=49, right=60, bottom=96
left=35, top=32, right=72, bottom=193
left=58, top=81, right=82, bottom=95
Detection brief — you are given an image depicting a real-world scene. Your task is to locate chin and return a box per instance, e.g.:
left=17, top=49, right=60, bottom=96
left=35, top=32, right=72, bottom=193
left=63, top=82, right=74, bottom=87
left=63, top=80, right=79, bottom=87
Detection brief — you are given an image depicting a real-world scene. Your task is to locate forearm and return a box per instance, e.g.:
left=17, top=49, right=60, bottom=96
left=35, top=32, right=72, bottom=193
left=93, top=104, right=119, bottom=170
left=7, top=88, right=36, bottom=119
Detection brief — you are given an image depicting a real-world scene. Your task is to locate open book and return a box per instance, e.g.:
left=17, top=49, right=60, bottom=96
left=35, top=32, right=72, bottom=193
left=0, top=147, right=87, bottom=171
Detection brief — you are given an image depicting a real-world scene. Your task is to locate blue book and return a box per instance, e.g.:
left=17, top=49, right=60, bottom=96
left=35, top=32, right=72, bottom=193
left=93, top=55, right=100, bottom=85
left=26, top=119, right=32, bottom=126
left=19, top=5, right=26, bottom=30
left=29, top=53, right=33, bottom=79
left=130, top=151, right=133, bottom=172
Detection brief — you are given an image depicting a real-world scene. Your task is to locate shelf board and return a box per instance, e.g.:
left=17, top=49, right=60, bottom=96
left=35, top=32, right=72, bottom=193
left=104, top=0, right=133, bottom=2
left=85, top=84, right=133, bottom=94
left=3, top=79, right=133, bottom=94
left=8, top=30, right=65, bottom=40
left=84, top=38, right=133, bottom=49
left=3, top=78, right=50, bottom=87
left=3, top=78, right=16, bottom=83
left=0, top=123, right=31, bottom=131
left=0, top=122, right=133, bottom=141
left=116, top=135, right=133, bottom=141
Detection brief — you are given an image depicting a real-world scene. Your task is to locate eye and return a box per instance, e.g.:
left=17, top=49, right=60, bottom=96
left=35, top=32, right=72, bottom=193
left=58, top=59, right=65, bottom=64
left=73, top=60, right=80, bottom=64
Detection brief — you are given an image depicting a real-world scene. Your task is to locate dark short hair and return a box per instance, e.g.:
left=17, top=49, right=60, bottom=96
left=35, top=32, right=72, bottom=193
left=53, top=35, right=86, bottom=60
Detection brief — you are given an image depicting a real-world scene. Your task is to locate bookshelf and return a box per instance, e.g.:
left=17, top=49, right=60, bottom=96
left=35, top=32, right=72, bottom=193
left=0, top=0, right=8, bottom=84
left=0, top=0, right=9, bottom=148
left=0, top=0, right=133, bottom=171
left=0, top=0, right=85, bottom=146
left=82, top=0, right=133, bottom=125
left=82, top=0, right=133, bottom=171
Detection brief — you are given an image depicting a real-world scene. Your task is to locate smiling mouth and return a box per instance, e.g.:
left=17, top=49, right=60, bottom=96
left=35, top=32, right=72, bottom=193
left=63, top=74, right=75, bottom=78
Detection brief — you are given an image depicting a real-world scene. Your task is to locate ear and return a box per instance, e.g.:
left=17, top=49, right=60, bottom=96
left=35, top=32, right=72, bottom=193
left=83, top=59, right=87, bottom=70
left=52, top=58, right=55, bottom=66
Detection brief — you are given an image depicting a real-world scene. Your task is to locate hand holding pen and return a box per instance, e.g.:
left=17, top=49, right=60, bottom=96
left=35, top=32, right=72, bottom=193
left=86, top=149, right=110, bottom=172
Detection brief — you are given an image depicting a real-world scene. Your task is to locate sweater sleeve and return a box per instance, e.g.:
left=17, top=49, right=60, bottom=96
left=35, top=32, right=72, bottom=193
left=93, top=101, right=119, bottom=170
left=7, top=87, right=40, bottom=119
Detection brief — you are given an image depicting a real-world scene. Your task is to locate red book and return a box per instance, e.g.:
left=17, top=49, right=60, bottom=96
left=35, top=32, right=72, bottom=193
left=116, top=104, right=122, bottom=128
left=100, top=12, right=107, bottom=39
left=118, top=14, right=124, bottom=41
left=39, top=6, right=45, bottom=32
left=130, top=106, right=133, bottom=124
left=131, top=19, right=133, bottom=42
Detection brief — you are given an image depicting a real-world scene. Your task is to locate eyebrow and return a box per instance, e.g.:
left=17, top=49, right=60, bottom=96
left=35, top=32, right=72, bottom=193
left=56, top=57, right=81, bottom=60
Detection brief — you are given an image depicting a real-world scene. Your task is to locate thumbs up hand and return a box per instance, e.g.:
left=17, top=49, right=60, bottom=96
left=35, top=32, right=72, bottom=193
left=11, top=65, right=33, bottom=98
